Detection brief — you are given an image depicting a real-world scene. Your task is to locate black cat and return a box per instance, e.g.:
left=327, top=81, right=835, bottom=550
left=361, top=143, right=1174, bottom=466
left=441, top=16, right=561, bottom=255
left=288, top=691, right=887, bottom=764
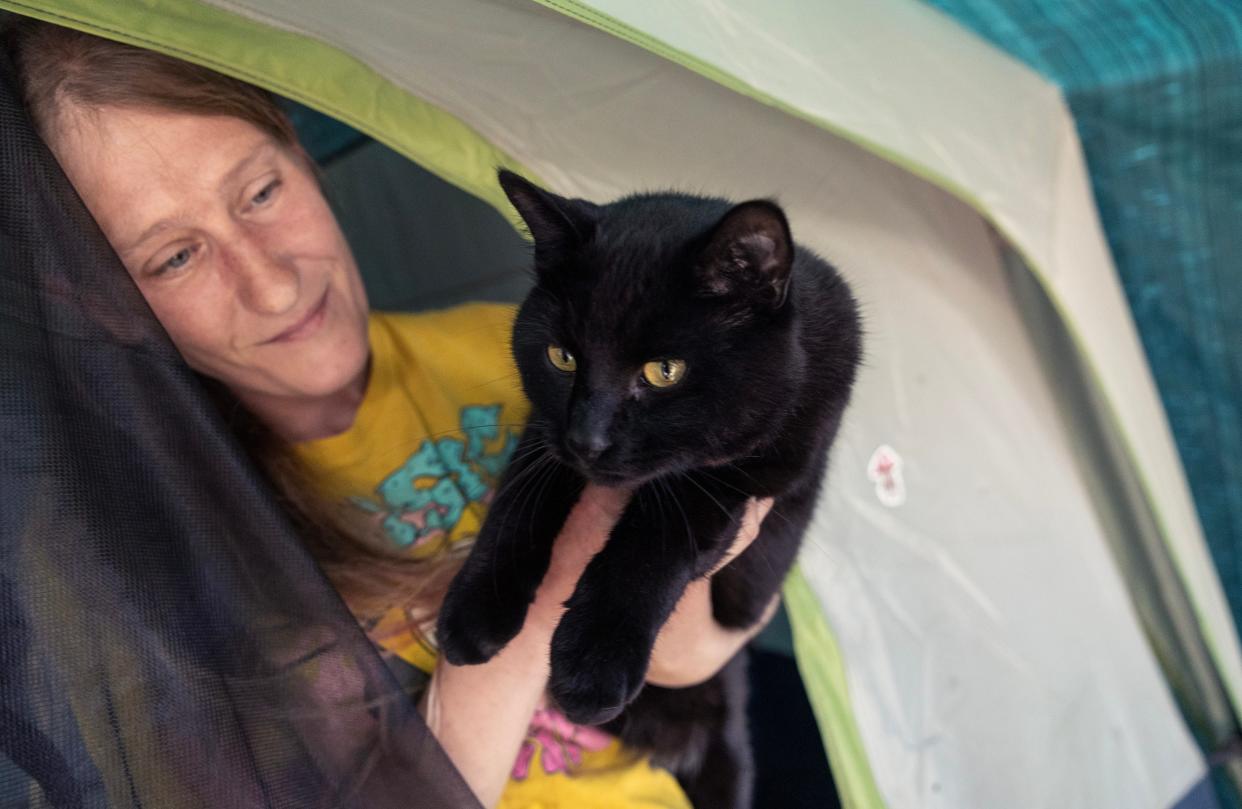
left=437, top=170, right=861, bottom=807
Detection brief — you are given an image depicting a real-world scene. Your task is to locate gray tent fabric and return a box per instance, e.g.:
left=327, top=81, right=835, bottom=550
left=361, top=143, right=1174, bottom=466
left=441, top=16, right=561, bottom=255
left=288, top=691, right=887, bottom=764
left=1004, top=246, right=1242, bottom=806
left=923, top=0, right=1242, bottom=676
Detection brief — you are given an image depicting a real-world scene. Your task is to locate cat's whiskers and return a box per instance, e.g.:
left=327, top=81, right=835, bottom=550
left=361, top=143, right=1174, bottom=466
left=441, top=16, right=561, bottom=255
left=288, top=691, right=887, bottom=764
left=504, top=438, right=555, bottom=468
left=638, top=484, right=666, bottom=560
left=694, top=466, right=794, bottom=528
left=464, top=370, right=525, bottom=392
left=657, top=477, right=696, bottom=567
left=490, top=441, right=553, bottom=504
left=802, top=530, right=844, bottom=560
left=500, top=452, right=558, bottom=595
left=679, top=470, right=783, bottom=578
left=487, top=441, right=555, bottom=599
left=677, top=472, right=736, bottom=524
left=525, top=452, right=562, bottom=543
left=680, top=470, right=786, bottom=580
left=688, top=467, right=751, bottom=499
left=690, top=471, right=788, bottom=579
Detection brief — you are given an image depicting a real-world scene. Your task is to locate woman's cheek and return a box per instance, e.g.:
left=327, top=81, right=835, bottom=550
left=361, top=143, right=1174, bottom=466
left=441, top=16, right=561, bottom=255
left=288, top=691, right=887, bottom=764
left=146, top=285, right=237, bottom=363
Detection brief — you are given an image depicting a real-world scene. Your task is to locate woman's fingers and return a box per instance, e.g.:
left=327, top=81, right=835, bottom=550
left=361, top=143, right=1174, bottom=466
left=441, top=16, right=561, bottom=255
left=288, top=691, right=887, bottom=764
left=707, top=496, right=774, bottom=576
left=752, top=593, right=782, bottom=634
left=646, top=499, right=779, bottom=686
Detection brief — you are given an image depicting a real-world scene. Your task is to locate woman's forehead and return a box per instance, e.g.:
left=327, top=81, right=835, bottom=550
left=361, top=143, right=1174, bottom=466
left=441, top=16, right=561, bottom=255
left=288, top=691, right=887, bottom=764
left=51, top=106, right=280, bottom=247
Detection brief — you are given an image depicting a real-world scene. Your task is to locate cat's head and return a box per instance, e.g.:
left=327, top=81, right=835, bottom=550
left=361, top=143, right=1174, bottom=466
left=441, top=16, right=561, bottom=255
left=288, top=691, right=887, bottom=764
left=501, top=170, right=806, bottom=486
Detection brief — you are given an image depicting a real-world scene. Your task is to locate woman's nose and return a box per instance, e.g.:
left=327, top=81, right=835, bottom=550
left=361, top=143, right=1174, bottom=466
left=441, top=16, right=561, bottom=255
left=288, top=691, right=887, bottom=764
left=227, top=231, right=299, bottom=315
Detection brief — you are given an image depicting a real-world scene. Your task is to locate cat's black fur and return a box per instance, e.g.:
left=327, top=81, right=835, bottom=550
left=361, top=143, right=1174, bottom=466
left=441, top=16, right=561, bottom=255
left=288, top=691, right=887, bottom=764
left=437, top=170, right=861, bottom=808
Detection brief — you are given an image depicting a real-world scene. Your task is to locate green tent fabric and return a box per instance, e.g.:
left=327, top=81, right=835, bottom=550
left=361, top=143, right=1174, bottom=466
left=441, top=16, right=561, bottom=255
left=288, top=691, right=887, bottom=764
left=925, top=0, right=1242, bottom=721
left=4, top=1, right=1242, bottom=807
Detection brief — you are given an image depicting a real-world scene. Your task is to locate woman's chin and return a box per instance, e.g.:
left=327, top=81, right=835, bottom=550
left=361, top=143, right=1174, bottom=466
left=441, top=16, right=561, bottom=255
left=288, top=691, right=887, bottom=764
left=277, top=340, right=369, bottom=399
left=236, top=355, right=368, bottom=405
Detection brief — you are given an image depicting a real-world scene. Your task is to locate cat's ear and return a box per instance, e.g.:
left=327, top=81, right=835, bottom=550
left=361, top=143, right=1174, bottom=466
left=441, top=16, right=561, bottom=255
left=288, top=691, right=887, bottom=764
left=498, top=170, right=598, bottom=260
left=696, top=200, right=794, bottom=309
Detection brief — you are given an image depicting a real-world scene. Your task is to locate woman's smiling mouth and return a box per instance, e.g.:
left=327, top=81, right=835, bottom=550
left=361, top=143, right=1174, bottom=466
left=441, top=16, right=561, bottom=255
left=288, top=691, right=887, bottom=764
left=265, top=289, right=328, bottom=344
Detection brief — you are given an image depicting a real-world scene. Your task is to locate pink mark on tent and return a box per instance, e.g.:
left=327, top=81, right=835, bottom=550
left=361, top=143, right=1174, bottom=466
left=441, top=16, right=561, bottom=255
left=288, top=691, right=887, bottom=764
left=867, top=444, right=906, bottom=507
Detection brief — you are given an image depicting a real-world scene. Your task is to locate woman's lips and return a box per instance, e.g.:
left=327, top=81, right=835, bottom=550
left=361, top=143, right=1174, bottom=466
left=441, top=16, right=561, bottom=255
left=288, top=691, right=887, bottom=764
left=265, top=290, right=328, bottom=344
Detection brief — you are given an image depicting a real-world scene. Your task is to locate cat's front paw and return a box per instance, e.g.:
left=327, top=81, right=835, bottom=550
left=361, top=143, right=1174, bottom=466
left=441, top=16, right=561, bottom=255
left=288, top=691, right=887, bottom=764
left=436, top=575, right=530, bottom=666
left=547, top=610, right=651, bottom=725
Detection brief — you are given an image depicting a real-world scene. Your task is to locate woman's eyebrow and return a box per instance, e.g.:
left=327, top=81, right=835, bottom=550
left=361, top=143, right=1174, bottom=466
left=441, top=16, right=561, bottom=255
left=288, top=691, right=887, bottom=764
left=219, top=142, right=278, bottom=190
left=119, top=143, right=278, bottom=254
left=120, top=217, right=184, bottom=255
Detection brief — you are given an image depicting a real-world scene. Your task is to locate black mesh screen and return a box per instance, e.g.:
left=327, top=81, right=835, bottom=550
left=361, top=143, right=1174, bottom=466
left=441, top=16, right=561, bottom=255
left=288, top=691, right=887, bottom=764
left=0, top=45, right=479, bottom=809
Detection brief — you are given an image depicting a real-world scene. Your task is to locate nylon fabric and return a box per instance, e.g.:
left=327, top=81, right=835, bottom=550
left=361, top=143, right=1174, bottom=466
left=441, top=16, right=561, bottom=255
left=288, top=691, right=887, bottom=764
left=0, top=47, right=479, bottom=809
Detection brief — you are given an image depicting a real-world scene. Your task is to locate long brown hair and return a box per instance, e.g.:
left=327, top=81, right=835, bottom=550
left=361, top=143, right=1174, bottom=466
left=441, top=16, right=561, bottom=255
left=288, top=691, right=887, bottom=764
left=207, top=378, right=466, bottom=630
left=5, top=17, right=463, bottom=629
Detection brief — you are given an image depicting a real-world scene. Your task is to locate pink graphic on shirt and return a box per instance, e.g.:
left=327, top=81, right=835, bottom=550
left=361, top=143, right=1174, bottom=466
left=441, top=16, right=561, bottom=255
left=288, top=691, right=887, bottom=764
left=400, top=502, right=450, bottom=532
left=510, top=707, right=613, bottom=780
left=361, top=504, right=448, bottom=550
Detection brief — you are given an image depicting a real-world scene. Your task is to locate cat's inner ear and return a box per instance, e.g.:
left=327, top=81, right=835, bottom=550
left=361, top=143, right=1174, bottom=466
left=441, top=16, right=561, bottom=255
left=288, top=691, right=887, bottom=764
left=696, top=200, right=794, bottom=308
left=498, top=170, right=598, bottom=258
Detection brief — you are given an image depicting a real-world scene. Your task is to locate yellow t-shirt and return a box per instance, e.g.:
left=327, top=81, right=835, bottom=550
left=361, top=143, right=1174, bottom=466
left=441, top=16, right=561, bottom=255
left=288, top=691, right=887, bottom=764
left=297, top=304, right=691, bottom=809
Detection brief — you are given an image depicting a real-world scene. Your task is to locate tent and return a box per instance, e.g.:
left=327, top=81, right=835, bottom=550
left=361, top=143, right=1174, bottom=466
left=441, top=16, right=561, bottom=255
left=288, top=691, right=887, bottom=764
left=1, top=1, right=1239, bottom=807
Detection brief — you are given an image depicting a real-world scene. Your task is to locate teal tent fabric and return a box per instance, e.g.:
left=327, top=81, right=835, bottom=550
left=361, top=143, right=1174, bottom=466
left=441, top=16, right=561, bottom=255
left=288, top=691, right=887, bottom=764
left=284, top=100, right=367, bottom=163
left=283, top=101, right=533, bottom=312
left=923, top=0, right=1242, bottom=652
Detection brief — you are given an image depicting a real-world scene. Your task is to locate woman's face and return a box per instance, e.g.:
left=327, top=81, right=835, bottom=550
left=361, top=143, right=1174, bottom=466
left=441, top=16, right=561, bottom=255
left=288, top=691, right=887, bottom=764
left=50, top=105, right=370, bottom=405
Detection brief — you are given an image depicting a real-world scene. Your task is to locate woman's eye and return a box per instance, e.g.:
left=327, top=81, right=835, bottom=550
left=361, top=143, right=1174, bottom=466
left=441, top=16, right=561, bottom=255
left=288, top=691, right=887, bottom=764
left=153, top=245, right=199, bottom=276
left=546, top=345, right=577, bottom=372
left=250, top=179, right=281, bottom=206
left=641, top=359, right=687, bottom=388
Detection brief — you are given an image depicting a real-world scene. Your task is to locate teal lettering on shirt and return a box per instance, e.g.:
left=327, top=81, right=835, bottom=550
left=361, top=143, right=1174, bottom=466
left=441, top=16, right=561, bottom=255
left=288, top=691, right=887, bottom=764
left=355, top=404, right=520, bottom=547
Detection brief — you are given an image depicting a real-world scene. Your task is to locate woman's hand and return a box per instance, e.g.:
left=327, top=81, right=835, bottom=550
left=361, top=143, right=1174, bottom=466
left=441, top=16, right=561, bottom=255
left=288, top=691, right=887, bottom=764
left=646, top=497, right=780, bottom=687
left=420, top=487, right=777, bottom=806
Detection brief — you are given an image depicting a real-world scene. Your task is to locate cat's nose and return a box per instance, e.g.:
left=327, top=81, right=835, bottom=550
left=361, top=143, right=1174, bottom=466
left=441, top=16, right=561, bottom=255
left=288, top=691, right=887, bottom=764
left=566, top=427, right=611, bottom=462
left=567, top=391, right=617, bottom=463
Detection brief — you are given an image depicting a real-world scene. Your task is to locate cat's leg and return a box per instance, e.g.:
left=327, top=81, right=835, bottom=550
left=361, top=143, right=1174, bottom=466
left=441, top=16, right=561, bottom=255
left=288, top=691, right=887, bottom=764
left=676, top=653, right=754, bottom=809
left=612, top=654, right=754, bottom=809
left=548, top=477, right=747, bottom=724
left=437, top=428, right=583, bottom=665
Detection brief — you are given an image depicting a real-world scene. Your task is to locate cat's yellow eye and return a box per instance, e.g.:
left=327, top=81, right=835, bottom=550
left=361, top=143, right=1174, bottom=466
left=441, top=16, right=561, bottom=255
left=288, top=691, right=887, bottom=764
left=642, top=359, right=687, bottom=388
left=547, top=345, right=577, bottom=372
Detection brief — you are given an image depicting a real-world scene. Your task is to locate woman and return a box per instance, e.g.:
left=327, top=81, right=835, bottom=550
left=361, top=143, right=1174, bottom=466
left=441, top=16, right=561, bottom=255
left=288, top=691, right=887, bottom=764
left=7, top=19, right=776, bottom=809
